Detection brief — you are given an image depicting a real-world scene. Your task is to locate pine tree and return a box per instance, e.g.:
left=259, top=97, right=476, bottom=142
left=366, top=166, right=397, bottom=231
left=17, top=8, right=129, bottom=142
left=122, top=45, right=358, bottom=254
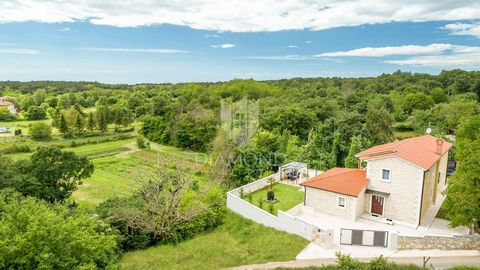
left=75, top=115, right=85, bottom=134
left=86, top=112, right=96, bottom=131
left=96, top=106, right=109, bottom=133
left=59, top=114, right=72, bottom=138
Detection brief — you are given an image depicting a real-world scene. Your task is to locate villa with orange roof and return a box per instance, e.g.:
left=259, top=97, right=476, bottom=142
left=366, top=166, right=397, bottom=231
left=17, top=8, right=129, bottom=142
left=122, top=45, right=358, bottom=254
left=301, top=135, right=452, bottom=228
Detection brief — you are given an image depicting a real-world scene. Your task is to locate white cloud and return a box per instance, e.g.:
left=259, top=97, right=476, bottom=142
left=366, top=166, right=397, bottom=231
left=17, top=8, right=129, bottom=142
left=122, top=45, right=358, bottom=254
left=0, top=42, right=15, bottom=46
left=0, top=48, right=39, bottom=54
left=385, top=49, right=480, bottom=68
left=77, top=47, right=189, bottom=53
left=58, top=27, right=71, bottom=32
left=441, top=22, right=480, bottom=37
left=305, top=41, right=312, bottom=44
left=210, top=43, right=235, bottom=49
left=287, top=45, right=298, bottom=48
left=204, top=33, right=220, bottom=38
left=1, top=1, right=480, bottom=32
left=240, top=55, right=315, bottom=61
left=239, top=55, right=344, bottom=63
left=316, top=44, right=454, bottom=57
left=315, top=43, right=480, bottom=68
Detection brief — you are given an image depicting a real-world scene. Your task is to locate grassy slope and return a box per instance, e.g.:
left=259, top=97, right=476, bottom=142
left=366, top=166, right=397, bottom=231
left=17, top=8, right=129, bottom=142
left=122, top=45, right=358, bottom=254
left=1, top=120, right=309, bottom=268
left=247, top=183, right=304, bottom=215
left=119, top=211, right=309, bottom=270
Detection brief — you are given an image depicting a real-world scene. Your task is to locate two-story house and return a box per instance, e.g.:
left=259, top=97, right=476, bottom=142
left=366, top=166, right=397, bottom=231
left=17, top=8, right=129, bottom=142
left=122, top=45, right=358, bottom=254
left=301, top=135, right=452, bottom=228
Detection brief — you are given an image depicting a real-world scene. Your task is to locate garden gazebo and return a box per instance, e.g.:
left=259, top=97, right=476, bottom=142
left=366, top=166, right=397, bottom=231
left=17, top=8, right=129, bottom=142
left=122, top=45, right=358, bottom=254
left=279, top=162, right=308, bottom=184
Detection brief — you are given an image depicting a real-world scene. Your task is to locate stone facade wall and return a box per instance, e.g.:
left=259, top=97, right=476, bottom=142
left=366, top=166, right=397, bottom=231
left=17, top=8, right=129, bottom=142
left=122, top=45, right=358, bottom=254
left=305, top=186, right=357, bottom=221
left=397, top=234, right=480, bottom=250
left=365, top=156, right=424, bottom=226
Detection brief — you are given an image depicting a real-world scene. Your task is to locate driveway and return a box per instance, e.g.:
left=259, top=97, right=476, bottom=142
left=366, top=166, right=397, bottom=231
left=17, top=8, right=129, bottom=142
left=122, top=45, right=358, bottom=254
left=293, top=205, right=468, bottom=244
left=291, top=205, right=471, bottom=260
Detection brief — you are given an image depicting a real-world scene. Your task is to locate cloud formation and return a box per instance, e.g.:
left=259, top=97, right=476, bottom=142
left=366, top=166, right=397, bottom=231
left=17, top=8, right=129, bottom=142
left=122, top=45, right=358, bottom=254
left=77, top=47, right=189, bottom=53
left=58, top=27, right=71, bottom=32
left=441, top=22, right=480, bottom=37
left=0, top=48, right=39, bottom=54
left=317, top=43, right=480, bottom=68
left=210, top=44, right=235, bottom=49
left=1, top=1, right=480, bottom=32
left=316, top=44, right=454, bottom=57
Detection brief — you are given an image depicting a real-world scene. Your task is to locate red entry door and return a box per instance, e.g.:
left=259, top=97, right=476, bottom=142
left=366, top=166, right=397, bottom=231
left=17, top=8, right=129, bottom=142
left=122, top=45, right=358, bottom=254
left=371, top=195, right=384, bottom=215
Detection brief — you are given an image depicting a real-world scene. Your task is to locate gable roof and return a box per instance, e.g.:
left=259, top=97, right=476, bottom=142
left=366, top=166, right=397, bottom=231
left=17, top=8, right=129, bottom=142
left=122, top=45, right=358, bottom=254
left=301, top=167, right=367, bottom=197
left=356, top=135, right=452, bottom=170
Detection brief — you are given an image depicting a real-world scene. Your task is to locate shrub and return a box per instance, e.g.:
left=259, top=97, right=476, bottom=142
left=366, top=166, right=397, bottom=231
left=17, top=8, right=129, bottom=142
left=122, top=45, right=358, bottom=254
left=137, top=136, right=147, bottom=149
left=336, top=253, right=361, bottom=270
left=97, top=183, right=226, bottom=251
left=367, top=256, right=389, bottom=270
left=1, top=144, right=30, bottom=154
left=0, top=107, right=16, bottom=121
left=25, top=106, right=47, bottom=120
left=0, top=190, right=119, bottom=269
left=258, top=199, right=264, bottom=209
left=29, top=122, right=52, bottom=140
left=268, top=203, right=274, bottom=214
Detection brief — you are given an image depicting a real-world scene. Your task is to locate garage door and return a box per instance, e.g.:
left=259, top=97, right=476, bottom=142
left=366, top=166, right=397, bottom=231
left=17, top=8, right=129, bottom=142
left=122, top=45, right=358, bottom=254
left=340, top=228, right=388, bottom=247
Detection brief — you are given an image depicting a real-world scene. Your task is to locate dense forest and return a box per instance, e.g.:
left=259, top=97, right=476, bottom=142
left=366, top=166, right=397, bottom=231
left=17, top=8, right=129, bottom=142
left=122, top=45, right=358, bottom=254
left=1, top=70, right=480, bottom=268
left=1, top=69, right=479, bottom=186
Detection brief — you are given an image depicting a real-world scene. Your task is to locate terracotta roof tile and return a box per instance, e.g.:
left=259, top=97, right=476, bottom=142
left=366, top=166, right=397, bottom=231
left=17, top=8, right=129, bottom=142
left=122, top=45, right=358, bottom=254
left=301, top=167, right=367, bottom=197
left=0, top=100, right=13, bottom=106
left=356, top=135, right=452, bottom=170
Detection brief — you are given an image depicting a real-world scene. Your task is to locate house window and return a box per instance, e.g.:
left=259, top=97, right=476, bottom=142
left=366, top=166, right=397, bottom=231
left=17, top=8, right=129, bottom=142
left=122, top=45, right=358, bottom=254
left=337, top=196, right=346, bottom=209
left=382, top=169, right=391, bottom=182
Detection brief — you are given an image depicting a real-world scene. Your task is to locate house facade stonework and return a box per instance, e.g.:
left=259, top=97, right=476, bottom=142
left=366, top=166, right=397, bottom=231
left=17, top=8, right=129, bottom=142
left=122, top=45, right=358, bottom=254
left=301, top=135, right=452, bottom=228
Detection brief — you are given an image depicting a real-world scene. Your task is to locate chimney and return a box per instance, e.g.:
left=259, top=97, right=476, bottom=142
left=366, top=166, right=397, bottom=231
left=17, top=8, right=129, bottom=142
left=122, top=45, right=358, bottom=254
left=436, top=139, right=443, bottom=154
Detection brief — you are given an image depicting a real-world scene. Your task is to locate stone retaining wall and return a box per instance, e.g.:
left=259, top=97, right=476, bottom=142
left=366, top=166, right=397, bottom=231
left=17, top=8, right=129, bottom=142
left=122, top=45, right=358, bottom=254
left=397, top=234, right=480, bottom=250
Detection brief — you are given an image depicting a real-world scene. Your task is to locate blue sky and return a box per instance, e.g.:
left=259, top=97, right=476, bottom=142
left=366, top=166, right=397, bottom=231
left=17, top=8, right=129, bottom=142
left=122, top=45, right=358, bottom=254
left=0, top=1, right=480, bottom=83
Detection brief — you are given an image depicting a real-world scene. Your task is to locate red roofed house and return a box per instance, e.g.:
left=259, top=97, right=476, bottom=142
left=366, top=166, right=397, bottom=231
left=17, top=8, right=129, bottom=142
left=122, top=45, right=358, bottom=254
left=301, top=135, right=452, bottom=228
left=0, top=97, right=17, bottom=115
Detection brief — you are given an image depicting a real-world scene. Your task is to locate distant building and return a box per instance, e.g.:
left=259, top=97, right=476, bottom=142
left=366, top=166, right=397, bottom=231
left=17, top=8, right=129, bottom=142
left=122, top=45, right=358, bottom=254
left=0, top=97, right=17, bottom=114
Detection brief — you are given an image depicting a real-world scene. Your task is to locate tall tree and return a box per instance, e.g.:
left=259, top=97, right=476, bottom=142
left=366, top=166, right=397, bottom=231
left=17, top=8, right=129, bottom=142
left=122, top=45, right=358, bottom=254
left=0, top=191, right=118, bottom=269
left=365, top=107, right=394, bottom=145
left=443, top=116, right=480, bottom=233
left=86, top=111, right=96, bottom=131
left=75, top=114, right=85, bottom=134
left=59, top=113, right=72, bottom=138
left=344, top=135, right=369, bottom=168
left=96, top=105, right=109, bottom=133
left=14, top=147, right=94, bottom=202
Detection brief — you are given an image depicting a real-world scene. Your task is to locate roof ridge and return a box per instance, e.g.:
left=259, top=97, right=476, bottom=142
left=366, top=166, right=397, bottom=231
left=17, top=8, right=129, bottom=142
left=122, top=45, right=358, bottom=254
left=315, top=167, right=363, bottom=181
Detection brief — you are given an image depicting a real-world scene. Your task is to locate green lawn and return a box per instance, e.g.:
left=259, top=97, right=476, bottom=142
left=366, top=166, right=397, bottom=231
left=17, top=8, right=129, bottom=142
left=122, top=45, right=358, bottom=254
left=245, top=183, right=304, bottom=215
left=118, top=211, right=309, bottom=270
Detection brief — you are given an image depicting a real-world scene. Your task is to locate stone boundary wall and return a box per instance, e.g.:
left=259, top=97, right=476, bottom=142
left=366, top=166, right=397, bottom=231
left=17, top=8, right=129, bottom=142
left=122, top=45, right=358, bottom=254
left=396, top=233, right=480, bottom=250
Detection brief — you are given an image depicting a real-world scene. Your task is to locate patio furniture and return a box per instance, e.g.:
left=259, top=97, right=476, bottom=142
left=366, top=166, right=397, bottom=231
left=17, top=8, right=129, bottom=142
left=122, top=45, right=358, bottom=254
left=279, top=162, right=308, bottom=184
